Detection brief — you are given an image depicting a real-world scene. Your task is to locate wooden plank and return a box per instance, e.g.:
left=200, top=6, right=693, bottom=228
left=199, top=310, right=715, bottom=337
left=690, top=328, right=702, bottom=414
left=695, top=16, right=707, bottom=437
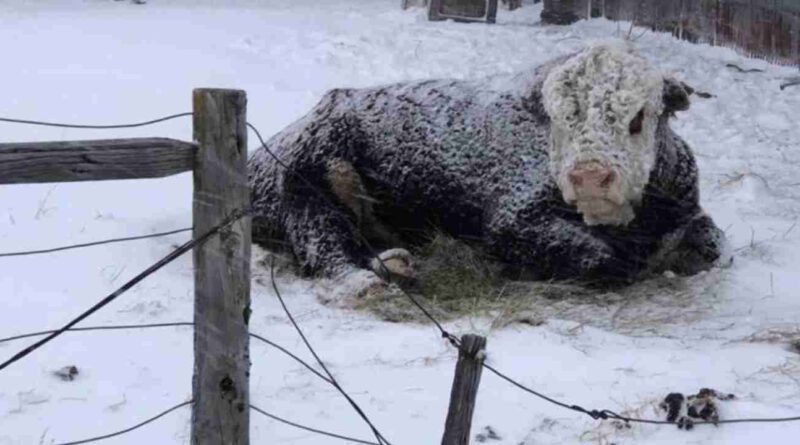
left=600, top=0, right=799, bottom=67
left=0, top=138, right=195, bottom=184
left=191, top=88, right=251, bottom=445
left=429, top=0, right=498, bottom=23
left=501, top=0, right=523, bottom=10
left=442, top=334, right=487, bottom=445
left=541, top=0, right=580, bottom=25
left=402, top=0, right=428, bottom=9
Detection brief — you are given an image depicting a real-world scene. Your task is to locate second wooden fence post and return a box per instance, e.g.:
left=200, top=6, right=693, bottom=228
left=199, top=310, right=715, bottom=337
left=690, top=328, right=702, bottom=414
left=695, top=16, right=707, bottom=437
left=191, top=88, right=251, bottom=445
left=442, top=334, right=487, bottom=445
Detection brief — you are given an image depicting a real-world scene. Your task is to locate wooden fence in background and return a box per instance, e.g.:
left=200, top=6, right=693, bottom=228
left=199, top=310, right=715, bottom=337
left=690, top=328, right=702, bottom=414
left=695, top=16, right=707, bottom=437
left=582, top=0, right=800, bottom=66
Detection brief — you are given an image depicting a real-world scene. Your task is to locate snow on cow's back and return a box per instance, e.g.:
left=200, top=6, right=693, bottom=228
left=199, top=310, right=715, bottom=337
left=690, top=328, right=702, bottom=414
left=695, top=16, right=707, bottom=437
left=332, top=75, right=560, bottom=208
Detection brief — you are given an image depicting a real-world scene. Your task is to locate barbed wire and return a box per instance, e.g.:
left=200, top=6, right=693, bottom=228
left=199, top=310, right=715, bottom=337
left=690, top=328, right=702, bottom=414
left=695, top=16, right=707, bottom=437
left=247, top=122, right=454, bottom=341
left=1, top=322, right=385, bottom=443
left=477, top=362, right=800, bottom=426
left=246, top=121, right=800, bottom=430
left=267, top=260, right=391, bottom=445
left=2, top=110, right=798, bottom=435
left=0, top=209, right=247, bottom=372
left=0, top=112, right=192, bottom=129
left=0, top=227, right=191, bottom=258
left=249, top=331, right=333, bottom=385
left=1, top=112, right=391, bottom=442
left=1, top=112, right=395, bottom=442
left=2, top=321, right=380, bottom=442
left=5, top=320, right=798, bottom=434
left=246, top=121, right=668, bottom=426
left=53, top=400, right=192, bottom=445
left=0, top=323, right=333, bottom=388
left=250, top=404, right=380, bottom=445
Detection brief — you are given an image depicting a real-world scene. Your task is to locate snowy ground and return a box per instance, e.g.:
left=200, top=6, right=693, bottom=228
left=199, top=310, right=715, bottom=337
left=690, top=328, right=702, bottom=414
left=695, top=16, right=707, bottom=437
left=1, top=0, right=799, bottom=444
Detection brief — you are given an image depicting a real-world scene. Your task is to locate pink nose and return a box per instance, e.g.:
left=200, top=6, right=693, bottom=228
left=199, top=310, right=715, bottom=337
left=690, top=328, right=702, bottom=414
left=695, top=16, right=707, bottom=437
left=568, top=164, right=615, bottom=192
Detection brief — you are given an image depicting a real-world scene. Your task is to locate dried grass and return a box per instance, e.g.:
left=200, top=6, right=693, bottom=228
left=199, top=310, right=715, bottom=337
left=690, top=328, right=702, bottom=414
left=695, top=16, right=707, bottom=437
left=579, top=399, right=652, bottom=445
left=354, top=233, right=502, bottom=322
left=739, top=326, right=800, bottom=355
left=356, top=234, right=727, bottom=334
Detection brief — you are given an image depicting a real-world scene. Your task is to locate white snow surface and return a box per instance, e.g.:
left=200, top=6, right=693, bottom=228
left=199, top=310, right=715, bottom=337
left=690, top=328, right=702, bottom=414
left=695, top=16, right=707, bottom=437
left=1, top=1, right=799, bottom=444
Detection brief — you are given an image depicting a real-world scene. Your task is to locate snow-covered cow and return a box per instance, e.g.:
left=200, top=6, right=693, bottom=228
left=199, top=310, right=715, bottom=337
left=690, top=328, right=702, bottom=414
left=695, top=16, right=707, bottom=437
left=249, top=42, right=724, bottom=287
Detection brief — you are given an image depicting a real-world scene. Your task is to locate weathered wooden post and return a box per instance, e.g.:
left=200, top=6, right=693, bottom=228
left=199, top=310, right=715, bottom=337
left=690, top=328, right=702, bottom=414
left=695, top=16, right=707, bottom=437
left=402, top=0, right=428, bottom=9
left=191, top=88, right=251, bottom=445
left=541, top=0, right=580, bottom=25
left=442, top=334, right=487, bottom=445
left=429, top=0, right=499, bottom=23
left=501, top=0, right=522, bottom=10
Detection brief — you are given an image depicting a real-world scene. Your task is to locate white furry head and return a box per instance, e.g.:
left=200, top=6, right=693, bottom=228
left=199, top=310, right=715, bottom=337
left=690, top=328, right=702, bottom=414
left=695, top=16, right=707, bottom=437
left=542, top=43, right=671, bottom=226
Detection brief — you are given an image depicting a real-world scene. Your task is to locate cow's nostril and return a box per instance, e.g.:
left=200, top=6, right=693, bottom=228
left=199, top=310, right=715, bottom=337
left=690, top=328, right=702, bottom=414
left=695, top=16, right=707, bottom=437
left=568, top=170, right=584, bottom=186
left=568, top=164, right=615, bottom=191
left=599, top=170, right=615, bottom=188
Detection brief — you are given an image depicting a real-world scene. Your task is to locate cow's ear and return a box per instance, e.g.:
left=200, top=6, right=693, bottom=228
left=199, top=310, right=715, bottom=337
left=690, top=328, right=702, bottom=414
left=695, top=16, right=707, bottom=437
left=663, top=78, right=692, bottom=115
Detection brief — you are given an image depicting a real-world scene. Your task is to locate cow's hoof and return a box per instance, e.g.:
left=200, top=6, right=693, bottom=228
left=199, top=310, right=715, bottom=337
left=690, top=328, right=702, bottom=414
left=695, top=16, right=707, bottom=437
left=316, top=268, right=402, bottom=306
left=370, top=248, right=416, bottom=282
left=358, top=279, right=405, bottom=302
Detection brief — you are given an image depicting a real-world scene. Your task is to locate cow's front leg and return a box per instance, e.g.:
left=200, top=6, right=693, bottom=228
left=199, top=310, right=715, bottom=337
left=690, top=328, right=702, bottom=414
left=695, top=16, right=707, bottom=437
left=284, top=191, right=415, bottom=304
left=486, top=213, right=635, bottom=283
left=661, top=213, right=727, bottom=275
left=283, top=191, right=369, bottom=277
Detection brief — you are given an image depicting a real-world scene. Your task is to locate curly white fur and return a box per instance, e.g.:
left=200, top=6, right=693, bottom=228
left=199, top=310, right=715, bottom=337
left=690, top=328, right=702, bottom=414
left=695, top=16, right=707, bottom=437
left=542, top=42, right=665, bottom=226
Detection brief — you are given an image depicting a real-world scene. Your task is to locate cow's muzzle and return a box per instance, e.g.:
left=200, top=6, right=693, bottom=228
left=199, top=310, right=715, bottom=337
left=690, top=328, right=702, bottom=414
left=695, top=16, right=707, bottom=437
left=567, top=161, right=617, bottom=201
left=562, top=161, right=633, bottom=226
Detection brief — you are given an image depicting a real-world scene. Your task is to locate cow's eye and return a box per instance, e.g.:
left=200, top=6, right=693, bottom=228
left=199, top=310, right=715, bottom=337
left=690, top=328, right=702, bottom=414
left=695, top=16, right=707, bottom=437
left=629, top=108, right=645, bottom=135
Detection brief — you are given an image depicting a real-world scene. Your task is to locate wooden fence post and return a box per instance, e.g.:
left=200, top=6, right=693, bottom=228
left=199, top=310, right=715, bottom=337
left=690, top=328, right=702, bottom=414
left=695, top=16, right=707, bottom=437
left=429, top=0, right=499, bottom=24
left=191, top=88, right=251, bottom=445
left=401, top=0, right=428, bottom=9
left=442, top=334, right=487, bottom=445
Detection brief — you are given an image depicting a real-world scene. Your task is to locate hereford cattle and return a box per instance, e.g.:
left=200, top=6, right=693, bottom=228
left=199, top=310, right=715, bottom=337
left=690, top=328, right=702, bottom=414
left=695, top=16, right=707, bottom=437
left=248, top=42, right=724, bottom=290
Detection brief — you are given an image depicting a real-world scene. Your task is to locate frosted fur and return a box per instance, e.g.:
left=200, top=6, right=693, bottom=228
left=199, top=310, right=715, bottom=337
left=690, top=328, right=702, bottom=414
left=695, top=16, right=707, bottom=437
left=249, top=44, right=724, bottom=283
left=542, top=43, right=664, bottom=225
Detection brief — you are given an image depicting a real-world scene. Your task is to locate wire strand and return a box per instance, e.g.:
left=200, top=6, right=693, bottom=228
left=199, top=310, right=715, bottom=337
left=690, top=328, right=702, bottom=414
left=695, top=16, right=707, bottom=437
left=248, top=121, right=800, bottom=430
left=268, top=260, right=391, bottom=445
left=3, top=107, right=796, bottom=428
left=53, top=400, right=192, bottom=445
left=0, top=112, right=192, bottom=129
left=0, top=228, right=191, bottom=258
left=0, top=323, right=394, bottom=442
left=7, top=318, right=794, bottom=429
left=0, top=322, right=334, bottom=389
left=248, top=122, right=452, bottom=341
left=0, top=209, right=246, bottom=372
left=0, top=322, right=193, bottom=345
left=250, top=404, right=380, bottom=445
left=482, top=360, right=800, bottom=426
left=249, top=332, right=333, bottom=385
